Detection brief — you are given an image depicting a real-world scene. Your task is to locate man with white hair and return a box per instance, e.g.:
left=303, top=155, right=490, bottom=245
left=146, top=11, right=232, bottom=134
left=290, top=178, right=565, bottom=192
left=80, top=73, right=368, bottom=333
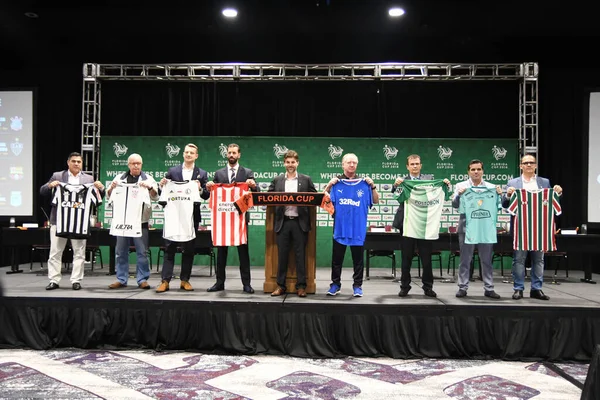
left=107, top=153, right=159, bottom=289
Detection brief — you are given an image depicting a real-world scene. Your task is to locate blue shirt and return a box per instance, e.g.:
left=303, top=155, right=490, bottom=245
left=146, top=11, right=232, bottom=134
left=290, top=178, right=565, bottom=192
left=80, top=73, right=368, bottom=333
left=330, top=179, right=373, bottom=246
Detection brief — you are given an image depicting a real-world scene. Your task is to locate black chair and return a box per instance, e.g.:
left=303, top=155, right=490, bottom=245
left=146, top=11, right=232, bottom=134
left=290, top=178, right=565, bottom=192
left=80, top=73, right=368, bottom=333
left=156, top=245, right=215, bottom=277
left=414, top=251, right=443, bottom=277
left=30, top=244, right=73, bottom=270
left=30, top=244, right=51, bottom=270
left=545, top=251, right=568, bottom=284
left=86, top=245, right=104, bottom=270
left=366, top=249, right=396, bottom=279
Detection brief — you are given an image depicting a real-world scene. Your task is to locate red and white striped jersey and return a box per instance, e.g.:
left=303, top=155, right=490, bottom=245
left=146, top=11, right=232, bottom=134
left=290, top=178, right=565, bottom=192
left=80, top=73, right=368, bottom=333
left=508, top=188, right=562, bottom=251
left=209, top=183, right=249, bottom=246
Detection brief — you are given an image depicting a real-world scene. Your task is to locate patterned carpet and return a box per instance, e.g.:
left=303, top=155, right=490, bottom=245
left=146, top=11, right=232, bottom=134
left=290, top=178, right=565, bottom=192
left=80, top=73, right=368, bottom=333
left=0, top=349, right=587, bottom=399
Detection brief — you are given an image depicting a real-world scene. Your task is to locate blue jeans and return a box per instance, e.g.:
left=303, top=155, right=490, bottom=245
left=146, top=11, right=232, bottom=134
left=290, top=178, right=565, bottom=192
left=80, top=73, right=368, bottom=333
left=512, top=250, right=545, bottom=291
left=115, top=229, right=150, bottom=285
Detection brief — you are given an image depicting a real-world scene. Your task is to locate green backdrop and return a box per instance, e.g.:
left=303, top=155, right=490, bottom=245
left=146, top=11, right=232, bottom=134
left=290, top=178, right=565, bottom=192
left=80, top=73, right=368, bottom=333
left=99, top=137, right=518, bottom=268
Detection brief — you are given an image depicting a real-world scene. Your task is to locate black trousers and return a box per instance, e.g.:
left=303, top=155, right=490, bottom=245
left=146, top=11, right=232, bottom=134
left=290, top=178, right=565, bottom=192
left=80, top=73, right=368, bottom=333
left=276, top=219, right=308, bottom=290
left=215, top=244, right=251, bottom=286
left=161, top=239, right=195, bottom=282
left=400, top=237, right=434, bottom=290
left=331, top=239, right=364, bottom=288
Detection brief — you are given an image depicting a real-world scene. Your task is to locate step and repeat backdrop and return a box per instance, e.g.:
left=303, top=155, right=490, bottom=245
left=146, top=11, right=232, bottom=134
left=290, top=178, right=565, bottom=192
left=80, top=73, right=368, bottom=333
left=99, top=137, right=518, bottom=267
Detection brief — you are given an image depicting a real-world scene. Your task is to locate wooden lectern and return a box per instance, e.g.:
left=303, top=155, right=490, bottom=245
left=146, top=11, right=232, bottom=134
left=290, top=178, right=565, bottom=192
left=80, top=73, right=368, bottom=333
left=263, top=207, right=317, bottom=293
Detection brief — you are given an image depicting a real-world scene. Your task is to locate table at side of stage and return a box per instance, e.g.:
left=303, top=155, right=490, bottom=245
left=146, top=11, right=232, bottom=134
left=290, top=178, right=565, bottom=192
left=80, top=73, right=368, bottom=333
left=1, top=228, right=213, bottom=275
left=363, top=232, right=600, bottom=282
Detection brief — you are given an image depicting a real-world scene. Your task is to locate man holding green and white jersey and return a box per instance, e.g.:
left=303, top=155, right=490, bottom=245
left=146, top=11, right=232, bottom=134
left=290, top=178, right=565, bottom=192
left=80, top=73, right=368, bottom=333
left=393, top=154, right=451, bottom=298
left=452, top=159, right=503, bottom=299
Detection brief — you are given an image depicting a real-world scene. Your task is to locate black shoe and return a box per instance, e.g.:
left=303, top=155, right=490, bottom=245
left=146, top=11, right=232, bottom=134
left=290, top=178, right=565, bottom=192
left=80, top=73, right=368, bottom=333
left=45, top=282, right=59, bottom=290
left=424, top=288, right=437, bottom=298
left=207, top=284, right=224, bottom=292
left=456, top=289, right=467, bottom=298
left=398, top=287, right=411, bottom=297
left=512, top=290, right=523, bottom=300
left=484, top=290, right=500, bottom=299
left=530, top=289, right=550, bottom=300
left=72, top=282, right=81, bottom=291
left=243, top=285, right=255, bottom=294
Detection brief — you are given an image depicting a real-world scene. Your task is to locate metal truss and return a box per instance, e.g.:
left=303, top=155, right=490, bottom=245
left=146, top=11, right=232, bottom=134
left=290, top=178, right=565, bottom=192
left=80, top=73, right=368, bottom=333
left=81, top=62, right=538, bottom=176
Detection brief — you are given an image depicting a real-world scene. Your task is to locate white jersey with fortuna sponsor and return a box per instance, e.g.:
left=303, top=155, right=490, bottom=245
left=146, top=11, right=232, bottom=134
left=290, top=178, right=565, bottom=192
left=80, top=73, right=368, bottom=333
left=508, top=188, right=562, bottom=251
left=109, top=183, right=151, bottom=237
left=52, top=183, right=101, bottom=239
left=209, top=183, right=249, bottom=246
left=159, top=180, right=202, bottom=242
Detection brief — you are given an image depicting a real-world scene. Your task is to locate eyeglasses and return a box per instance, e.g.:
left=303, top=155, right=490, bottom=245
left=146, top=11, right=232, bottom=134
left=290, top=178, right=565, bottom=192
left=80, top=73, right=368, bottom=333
left=521, top=161, right=536, bottom=165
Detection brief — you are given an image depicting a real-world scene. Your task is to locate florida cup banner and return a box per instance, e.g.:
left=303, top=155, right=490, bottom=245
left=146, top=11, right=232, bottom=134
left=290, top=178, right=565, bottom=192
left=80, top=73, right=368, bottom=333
left=100, top=137, right=518, bottom=267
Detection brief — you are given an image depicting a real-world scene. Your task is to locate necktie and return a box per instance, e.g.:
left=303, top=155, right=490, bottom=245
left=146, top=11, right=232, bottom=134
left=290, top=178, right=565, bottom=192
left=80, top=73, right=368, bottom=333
left=230, top=168, right=236, bottom=183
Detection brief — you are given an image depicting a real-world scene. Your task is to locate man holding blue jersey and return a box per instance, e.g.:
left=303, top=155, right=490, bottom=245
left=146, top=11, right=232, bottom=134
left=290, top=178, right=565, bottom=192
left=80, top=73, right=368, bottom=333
left=324, top=153, right=379, bottom=297
left=452, top=159, right=503, bottom=299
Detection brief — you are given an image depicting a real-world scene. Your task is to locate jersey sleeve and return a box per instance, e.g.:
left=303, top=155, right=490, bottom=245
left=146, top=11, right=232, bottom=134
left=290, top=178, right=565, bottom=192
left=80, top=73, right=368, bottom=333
left=320, top=193, right=335, bottom=215
left=458, top=189, right=467, bottom=214
left=234, top=192, right=254, bottom=214
left=551, top=189, right=562, bottom=216
left=158, top=182, right=169, bottom=207
left=393, top=182, right=410, bottom=203
left=507, top=190, right=519, bottom=215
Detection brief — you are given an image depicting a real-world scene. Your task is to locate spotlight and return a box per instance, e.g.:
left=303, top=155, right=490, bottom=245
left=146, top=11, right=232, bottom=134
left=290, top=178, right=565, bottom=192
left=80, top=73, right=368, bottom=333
left=222, top=8, right=238, bottom=18
left=388, top=7, right=405, bottom=17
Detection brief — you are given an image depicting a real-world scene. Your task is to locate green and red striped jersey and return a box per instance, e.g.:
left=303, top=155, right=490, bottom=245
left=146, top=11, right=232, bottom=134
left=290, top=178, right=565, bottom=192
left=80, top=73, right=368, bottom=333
left=507, top=188, right=562, bottom=251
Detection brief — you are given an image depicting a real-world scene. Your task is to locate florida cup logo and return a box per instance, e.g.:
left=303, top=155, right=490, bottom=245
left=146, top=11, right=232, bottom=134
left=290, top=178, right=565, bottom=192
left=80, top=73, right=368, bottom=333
left=437, top=145, right=453, bottom=160
left=273, top=143, right=289, bottom=159
left=383, top=145, right=398, bottom=160
left=113, top=142, right=128, bottom=158
left=492, top=145, right=507, bottom=160
left=218, top=143, right=228, bottom=159
left=328, top=144, right=344, bottom=159
left=165, top=143, right=180, bottom=158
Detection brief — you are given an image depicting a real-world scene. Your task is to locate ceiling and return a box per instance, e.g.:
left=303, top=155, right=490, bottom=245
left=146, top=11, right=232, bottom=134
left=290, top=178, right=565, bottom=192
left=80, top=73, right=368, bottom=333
left=1, top=1, right=599, bottom=68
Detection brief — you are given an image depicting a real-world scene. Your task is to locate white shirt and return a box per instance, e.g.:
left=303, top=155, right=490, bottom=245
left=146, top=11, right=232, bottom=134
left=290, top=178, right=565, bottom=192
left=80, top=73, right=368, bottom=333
left=284, top=173, right=299, bottom=217
left=182, top=164, right=194, bottom=181
left=522, top=175, right=539, bottom=190
left=68, top=171, right=81, bottom=185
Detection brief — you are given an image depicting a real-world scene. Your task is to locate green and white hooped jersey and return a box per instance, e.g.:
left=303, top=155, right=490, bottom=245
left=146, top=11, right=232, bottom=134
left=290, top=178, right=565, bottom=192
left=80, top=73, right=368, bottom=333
left=394, top=179, right=450, bottom=240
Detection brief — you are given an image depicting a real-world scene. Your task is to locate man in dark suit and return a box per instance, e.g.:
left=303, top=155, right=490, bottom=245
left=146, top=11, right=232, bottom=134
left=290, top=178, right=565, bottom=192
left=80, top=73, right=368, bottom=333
left=156, top=144, right=210, bottom=293
left=392, top=154, right=449, bottom=298
left=268, top=150, right=317, bottom=297
left=501, top=154, right=563, bottom=301
left=40, top=152, right=105, bottom=290
left=206, top=143, right=260, bottom=294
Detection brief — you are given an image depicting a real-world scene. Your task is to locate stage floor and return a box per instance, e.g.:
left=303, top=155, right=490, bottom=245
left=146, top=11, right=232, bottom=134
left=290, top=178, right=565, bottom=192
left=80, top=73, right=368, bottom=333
left=2, top=263, right=599, bottom=309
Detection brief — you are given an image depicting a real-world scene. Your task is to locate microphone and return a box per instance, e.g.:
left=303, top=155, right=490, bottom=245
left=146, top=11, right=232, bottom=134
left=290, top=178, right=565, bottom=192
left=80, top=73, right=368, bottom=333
left=40, top=207, right=50, bottom=227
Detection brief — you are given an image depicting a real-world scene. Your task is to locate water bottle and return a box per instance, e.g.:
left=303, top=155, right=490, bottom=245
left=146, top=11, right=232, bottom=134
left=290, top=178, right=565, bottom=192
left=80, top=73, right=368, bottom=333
left=9, top=217, right=15, bottom=228
left=581, top=223, right=587, bottom=234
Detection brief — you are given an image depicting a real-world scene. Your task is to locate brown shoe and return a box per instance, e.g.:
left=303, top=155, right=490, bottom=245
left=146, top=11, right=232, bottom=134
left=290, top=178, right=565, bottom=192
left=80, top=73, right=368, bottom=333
left=138, top=281, right=150, bottom=289
left=271, top=287, right=285, bottom=296
left=108, top=281, right=125, bottom=289
left=180, top=281, right=194, bottom=291
left=297, top=288, right=307, bottom=297
left=156, top=280, right=169, bottom=293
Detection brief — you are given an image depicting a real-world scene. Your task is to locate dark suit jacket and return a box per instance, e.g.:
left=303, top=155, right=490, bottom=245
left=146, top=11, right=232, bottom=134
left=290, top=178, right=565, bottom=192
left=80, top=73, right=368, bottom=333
left=165, top=164, right=210, bottom=227
left=39, top=170, right=98, bottom=225
left=268, top=173, right=317, bottom=233
left=391, top=174, right=433, bottom=230
left=213, top=165, right=260, bottom=223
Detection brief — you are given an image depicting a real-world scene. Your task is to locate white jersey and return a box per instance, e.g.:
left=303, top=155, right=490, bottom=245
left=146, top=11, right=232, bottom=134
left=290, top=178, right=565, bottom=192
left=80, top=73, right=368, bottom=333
left=109, top=183, right=151, bottom=237
left=159, top=180, right=202, bottom=242
left=52, top=183, right=101, bottom=239
left=209, top=183, right=249, bottom=246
